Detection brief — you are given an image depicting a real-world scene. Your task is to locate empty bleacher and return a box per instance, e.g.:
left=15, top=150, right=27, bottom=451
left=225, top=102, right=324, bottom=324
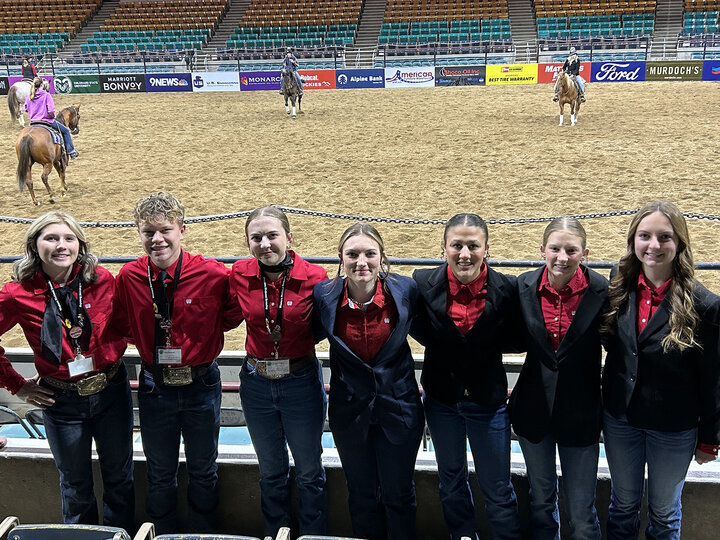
left=678, top=0, right=720, bottom=58
left=101, top=0, right=228, bottom=32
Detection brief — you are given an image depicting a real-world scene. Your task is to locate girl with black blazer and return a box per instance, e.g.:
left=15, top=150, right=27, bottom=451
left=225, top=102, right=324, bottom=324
left=602, top=201, right=720, bottom=539
left=313, top=223, right=423, bottom=540
left=411, top=213, right=521, bottom=540
left=509, top=217, right=607, bottom=540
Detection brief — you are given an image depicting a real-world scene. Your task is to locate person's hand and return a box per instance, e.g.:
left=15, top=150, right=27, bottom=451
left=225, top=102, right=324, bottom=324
left=695, top=448, right=717, bottom=465
left=15, top=376, right=55, bottom=409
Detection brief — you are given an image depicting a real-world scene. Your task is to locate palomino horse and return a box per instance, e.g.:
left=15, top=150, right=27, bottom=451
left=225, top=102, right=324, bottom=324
left=555, top=72, right=581, bottom=126
left=7, top=78, right=50, bottom=127
left=57, top=104, right=81, bottom=135
left=281, top=68, right=302, bottom=119
left=15, top=125, right=68, bottom=206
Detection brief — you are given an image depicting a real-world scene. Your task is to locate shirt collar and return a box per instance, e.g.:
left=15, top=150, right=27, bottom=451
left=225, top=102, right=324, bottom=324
left=32, top=263, right=82, bottom=295
left=638, top=270, right=673, bottom=296
left=537, top=266, right=588, bottom=295
left=149, top=250, right=183, bottom=280
left=341, top=278, right=385, bottom=310
left=242, top=251, right=307, bottom=281
left=447, top=263, right=487, bottom=297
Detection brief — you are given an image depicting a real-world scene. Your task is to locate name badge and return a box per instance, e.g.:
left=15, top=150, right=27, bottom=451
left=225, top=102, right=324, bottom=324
left=68, top=354, right=94, bottom=378
left=263, top=358, right=290, bottom=378
left=157, top=347, right=183, bottom=365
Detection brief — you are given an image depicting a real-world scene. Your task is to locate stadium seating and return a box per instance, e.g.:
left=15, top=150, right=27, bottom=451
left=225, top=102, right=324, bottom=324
left=0, top=0, right=99, bottom=37
left=535, top=0, right=656, bottom=18
left=0, top=32, right=70, bottom=55
left=384, top=0, right=510, bottom=22
left=80, top=29, right=210, bottom=54
left=240, top=0, right=363, bottom=27
left=537, top=13, right=654, bottom=39
left=100, top=0, right=228, bottom=32
left=225, top=24, right=356, bottom=50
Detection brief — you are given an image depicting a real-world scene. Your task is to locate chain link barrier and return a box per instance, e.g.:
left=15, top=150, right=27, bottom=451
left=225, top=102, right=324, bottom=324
left=3, top=207, right=720, bottom=228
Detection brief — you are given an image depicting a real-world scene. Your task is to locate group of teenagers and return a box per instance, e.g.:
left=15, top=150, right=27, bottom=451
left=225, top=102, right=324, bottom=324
left=1, top=194, right=719, bottom=540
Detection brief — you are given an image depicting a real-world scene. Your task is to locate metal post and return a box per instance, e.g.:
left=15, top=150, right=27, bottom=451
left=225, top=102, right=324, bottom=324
left=142, top=52, right=147, bottom=73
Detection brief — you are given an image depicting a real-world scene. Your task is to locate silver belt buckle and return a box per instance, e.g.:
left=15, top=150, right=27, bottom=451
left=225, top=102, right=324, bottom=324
left=162, top=365, right=193, bottom=386
left=258, top=358, right=291, bottom=380
left=76, top=373, right=107, bottom=396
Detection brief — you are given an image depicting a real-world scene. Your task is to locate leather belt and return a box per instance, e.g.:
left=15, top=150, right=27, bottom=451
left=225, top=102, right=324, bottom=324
left=141, top=361, right=214, bottom=387
left=44, top=361, right=123, bottom=397
left=246, top=353, right=316, bottom=380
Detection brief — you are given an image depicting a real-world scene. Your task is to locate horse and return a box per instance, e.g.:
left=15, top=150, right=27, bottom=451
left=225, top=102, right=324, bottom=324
left=7, top=78, right=49, bottom=127
left=555, top=72, right=581, bottom=126
left=281, top=68, right=302, bottom=119
left=56, top=104, right=81, bottom=135
left=15, top=124, right=68, bottom=206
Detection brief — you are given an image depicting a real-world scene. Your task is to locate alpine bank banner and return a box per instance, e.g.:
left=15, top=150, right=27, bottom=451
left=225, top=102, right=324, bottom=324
left=591, top=61, right=645, bottom=82
left=9, top=75, right=55, bottom=93
left=384, top=67, right=435, bottom=88
left=145, top=73, right=193, bottom=92
left=298, top=69, right=336, bottom=90
left=703, top=60, right=720, bottom=81
left=191, top=71, right=240, bottom=92
left=336, top=69, right=385, bottom=89
left=240, top=71, right=281, bottom=91
left=537, top=62, right=592, bottom=84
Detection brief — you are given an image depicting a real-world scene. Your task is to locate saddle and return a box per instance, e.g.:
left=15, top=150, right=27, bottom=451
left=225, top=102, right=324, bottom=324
left=30, top=122, right=64, bottom=146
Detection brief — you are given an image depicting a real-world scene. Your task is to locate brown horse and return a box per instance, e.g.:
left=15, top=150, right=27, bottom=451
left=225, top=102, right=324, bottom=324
left=57, top=105, right=81, bottom=135
left=15, top=125, right=68, bottom=206
left=555, top=72, right=581, bottom=126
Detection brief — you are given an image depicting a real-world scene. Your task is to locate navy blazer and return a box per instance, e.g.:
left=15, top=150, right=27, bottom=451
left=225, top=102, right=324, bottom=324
left=509, top=266, right=608, bottom=446
left=411, top=263, right=518, bottom=408
left=313, top=274, right=423, bottom=445
left=603, top=279, right=720, bottom=445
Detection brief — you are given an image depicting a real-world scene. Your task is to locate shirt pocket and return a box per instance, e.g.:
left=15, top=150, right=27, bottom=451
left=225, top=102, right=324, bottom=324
left=173, top=296, right=222, bottom=342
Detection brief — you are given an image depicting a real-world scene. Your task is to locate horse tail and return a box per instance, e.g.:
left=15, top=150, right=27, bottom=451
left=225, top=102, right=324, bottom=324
left=16, top=135, right=32, bottom=192
left=8, top=86, right=20, bottom=121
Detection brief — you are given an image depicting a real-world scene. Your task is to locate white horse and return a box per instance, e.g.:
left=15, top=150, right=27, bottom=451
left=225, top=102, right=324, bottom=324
left=7, top=80, right=40, bottom=127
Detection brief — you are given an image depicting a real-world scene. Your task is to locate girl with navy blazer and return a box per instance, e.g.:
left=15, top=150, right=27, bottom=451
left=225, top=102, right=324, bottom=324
left=509, top=217, right=608, bottom=540
left=313, top=223, right=423, bottom=540
left=602, top=201, right=720, bottom=539
left=411, top=213, right=521, bottom=540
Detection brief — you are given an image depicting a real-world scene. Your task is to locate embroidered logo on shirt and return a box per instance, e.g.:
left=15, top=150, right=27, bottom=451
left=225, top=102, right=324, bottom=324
left=186, top=299, right=192, bottom=304
left=84, top=303, right=91, bottom=308
left=287, top=301, right=293, bottom=306
left=384, top=318, right=390, bottom=323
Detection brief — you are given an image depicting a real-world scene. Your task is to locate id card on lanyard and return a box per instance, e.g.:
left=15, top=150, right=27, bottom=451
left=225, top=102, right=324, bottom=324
left=262, top=271, right=290, bottom=376
left=148, top=253, right=184, bottom=366
left=47, top=277, right=94, bottom=377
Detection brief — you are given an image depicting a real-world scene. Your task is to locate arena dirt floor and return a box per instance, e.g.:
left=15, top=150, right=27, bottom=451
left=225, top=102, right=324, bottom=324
left=1, top=80, right=719, bottom=349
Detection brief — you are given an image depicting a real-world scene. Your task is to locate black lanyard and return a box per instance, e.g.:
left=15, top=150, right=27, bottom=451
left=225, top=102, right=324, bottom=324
left=46, top=277, right=84, bottom=351
left=262, top=271, right=288, bottom=350
left=146, top=251, right=183, bottom=338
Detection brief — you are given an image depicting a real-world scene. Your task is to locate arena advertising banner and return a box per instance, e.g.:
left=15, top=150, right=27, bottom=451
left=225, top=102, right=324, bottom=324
left=485, top=64, right=538, bottom=85
left=537, top=62, right=592, bottom=84
left=645, top=61, right=703, bottom=81
left=191, top=71, right=240, bottom=92
left=9, top=75, right=55, bottom=93
left=335, top=69, right=384, bottom=89
left=145, top=73, right=193, bottom=92
left=298, top=69, right=336, bottom=90
left=702, top=60, right=720, bottom=81
left=434, top=65, right=485, bottom=86
left=0, top=77, right=8, bottom=96
left=99, top=74, right=145, bottom=93
left=384, top=67, right=435, bottom=88
left=239, top=71, right=281, bottom=91
left=53, top=75, right=100, bottom=94
left=591, top=61, right=645, bottom=82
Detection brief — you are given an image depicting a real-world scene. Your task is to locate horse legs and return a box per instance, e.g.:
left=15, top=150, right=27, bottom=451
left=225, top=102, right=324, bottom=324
left=17, top=109, right=25, bottom=127
left=558, top=103, right=564, bottom=126
left=24, top=167, right=40, bottom=206
left=40, top=162, right=57, bottom=204
left=297, top=93, right=302, bottom=115
left=284, top=95, right=291, bottom=115
left=54, top=157, right=67, bottom=197
left=570, top=100, right=578, bottom=126
left=291, top=96, right=297, bottom=119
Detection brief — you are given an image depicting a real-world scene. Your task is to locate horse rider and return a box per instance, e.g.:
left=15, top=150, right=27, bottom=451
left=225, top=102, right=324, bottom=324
left=553, top=47, right=586, bottom=103
left=25, top=77, right=79, bottom=159
left=279, top=47, right=303, bottom=95
left=21, top=55, right=37, bottom=82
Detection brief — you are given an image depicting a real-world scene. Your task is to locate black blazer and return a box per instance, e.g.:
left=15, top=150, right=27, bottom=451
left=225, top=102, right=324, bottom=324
left=602, top=279, right=720, bottom=445
left=411, top=263, right=518, bottom=408
left=313, top=274, right=423, bottom=445
left=509, top=266, right=608, bottom=446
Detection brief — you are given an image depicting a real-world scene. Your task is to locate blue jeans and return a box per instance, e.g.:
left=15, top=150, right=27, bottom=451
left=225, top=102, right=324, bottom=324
left=603, top=411, right=697, bottom=540
left=43, top=363, right=134, bottom=531
left=240, top=360, right=327, bottom=538
left=518, top=435, right=601, bottom=540
left=138, top=362, right=222, bottom=534
left=333, top=420, right=423, bottom=540
left=424, top=397, right=521, bottom=540
left=51, top=120, right=75, bottom=154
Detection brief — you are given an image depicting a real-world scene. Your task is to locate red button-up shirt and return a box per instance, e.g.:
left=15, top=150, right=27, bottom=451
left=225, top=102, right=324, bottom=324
left=538, top=266, right=589, bottom=350
left=446, top=263, right=488, bottom=334
left=0, top=265, right=126, bottom=394
left=110, top=250, right=241, bottom=367
left=637, top=272, right=672, bottom=334
left=334, top=279, right=398, bottom=364
left=230, top=252, right=327, bottom=359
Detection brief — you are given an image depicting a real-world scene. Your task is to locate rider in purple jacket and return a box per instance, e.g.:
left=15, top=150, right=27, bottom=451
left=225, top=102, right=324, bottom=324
left=24, top=78, right=78, bottom=159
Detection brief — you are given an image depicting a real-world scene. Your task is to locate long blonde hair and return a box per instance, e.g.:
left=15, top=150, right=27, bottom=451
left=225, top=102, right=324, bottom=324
left=29, top=77, right=45, bottom=100
left=601, top=201, right=699, bottom=352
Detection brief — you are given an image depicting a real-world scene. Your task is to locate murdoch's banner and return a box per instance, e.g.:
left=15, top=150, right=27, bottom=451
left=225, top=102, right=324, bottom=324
left=297, top=69, right=336, bottom=90
left=702, top=60, right=720, bottom=81
left=336, top=69, right=385, bottom=89
left=99, top=74, right=145, bottom=93
left=485, top=64, right=538, bottom=85
left=191, top=71, right=240, bottom=92
left=384, top=67, right=435, bottom=88
left=591, top=61, right=646, bottom=82
left=240, top=71, right=281, bottom=91
left=54, top=75, right=100, bottom=94
left=645, top=61, right=703, bottom=81
left=434, top=65, right=485, bottom=86
left=537, top=62, right=592, bottom=84
left=9, top=76, right=55, bottom=93
left=0, top=77, right=8, bottom=96
left=145, top=73, right=193, bottom=92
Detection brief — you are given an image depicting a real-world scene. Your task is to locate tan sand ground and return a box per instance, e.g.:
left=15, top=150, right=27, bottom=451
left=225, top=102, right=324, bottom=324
left=1, top=81, right=718, bottom=349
